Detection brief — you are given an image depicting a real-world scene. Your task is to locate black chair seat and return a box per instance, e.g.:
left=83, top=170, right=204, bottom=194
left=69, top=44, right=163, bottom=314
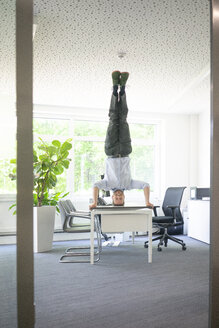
left=153, top=217, right=183, bottom=228
left=153, top=216, right=174, bottom=224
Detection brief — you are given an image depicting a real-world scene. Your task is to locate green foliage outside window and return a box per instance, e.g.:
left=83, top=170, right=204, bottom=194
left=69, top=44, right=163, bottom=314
left=74, top=141, right=105, bottom=193
left=74, top=121, right=108, bottom=137
left=129, top=123, right=155, bottom=141
left=0, top=160, right=16, bottom=193
left=33, top=118, right=69, bottom=136
left=130, top=144, right=155, bottom=192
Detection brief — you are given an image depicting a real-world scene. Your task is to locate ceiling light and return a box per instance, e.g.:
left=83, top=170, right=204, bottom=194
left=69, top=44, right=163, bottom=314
left=118, top=51, right=126, bottom=59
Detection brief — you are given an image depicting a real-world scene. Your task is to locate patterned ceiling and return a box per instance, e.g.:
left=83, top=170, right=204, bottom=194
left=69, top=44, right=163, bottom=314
left=0, top=0, right=210, bottom=113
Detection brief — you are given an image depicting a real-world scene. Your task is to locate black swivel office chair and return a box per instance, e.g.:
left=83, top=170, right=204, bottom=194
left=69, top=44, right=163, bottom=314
left=144, top=187, right=186, bottom=251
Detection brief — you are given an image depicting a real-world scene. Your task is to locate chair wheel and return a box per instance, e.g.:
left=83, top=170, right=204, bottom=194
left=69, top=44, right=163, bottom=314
left=144, top=242, right=148, bottom=248
left=158, top=247, right=162, bottom=251
left=182, top=245, right=186, bottom=251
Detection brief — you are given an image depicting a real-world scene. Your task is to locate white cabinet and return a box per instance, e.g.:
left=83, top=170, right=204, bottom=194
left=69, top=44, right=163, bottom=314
left=187, top=200, right=210, bottom=244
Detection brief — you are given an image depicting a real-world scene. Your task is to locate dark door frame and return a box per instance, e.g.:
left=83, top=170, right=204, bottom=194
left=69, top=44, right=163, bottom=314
left=16, top=0, right=219, bottom=327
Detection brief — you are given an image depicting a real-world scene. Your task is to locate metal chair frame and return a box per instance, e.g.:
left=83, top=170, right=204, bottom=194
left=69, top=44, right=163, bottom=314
left=58, top=200, right=102, bottom=263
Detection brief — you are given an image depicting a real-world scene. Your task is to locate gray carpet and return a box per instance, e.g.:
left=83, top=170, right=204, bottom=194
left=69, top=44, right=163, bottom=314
left=0, top=236, right=209, bottom=328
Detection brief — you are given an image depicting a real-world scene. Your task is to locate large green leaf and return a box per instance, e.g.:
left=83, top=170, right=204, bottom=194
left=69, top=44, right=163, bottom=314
left=52, top=140, right=61, bottom=148
left=38, top=144, right=48, bottom=152
left=48, top=146, right=57, bottom=156
left=61, top=192, right=70, bottom=198
left=52, top=166, right=60, bottom=175
left=61, top=160, right=70, bottom=169
left=55, top=164, right=64, bottom=175
left=60, top=150, right=69, bottom=159
left=60, top=141, right=72, bottom=153
left=39, top=154, right=49, bottom=161
left=42, top=162, right=49, bottom=171
left=33, top=154, right=38, bottom=162
left=48, top=173, right=57, bottom=187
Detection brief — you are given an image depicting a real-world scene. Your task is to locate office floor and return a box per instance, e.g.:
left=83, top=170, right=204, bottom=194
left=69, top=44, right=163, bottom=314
left=0, top=231, right=90, bottom=245
left=0, top=236, right=209, bottom=328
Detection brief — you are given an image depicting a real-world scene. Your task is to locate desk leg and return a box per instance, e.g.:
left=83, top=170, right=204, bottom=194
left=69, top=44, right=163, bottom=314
left=148, top=214, right=152, bottom=263
left=90, top=211, right=94, bottom=264
left=132, top=232, right=135, bottom=244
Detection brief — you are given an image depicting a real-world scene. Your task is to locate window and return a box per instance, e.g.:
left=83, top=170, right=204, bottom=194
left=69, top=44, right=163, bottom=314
left=0, top=116, right=160, bottom=195
left=0, top=116, right=16, bottom=194
left=129, top=123, right=158, bottom=193
left=74, top=140, right=105, bottom=192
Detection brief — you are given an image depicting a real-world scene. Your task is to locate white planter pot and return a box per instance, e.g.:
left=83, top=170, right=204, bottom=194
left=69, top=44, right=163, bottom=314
left=33, top=206, right=56, bottom=253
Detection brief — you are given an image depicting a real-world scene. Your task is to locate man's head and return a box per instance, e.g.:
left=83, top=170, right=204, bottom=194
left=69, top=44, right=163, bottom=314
left=112, top=189, right=125, bottom=206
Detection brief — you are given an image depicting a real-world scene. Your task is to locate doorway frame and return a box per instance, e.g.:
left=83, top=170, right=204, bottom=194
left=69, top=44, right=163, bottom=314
left=16, top=0, right=219, bottom=327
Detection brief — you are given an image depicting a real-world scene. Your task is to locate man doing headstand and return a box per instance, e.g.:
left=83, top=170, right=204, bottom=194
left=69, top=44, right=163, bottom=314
left=89, top=71, right=153, bottom=210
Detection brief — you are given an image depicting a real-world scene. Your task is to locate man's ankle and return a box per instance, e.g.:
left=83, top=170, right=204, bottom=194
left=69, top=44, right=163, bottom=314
left=113, top=85, right=118, bottom=96
left=120, top=86, right=125, bottom=96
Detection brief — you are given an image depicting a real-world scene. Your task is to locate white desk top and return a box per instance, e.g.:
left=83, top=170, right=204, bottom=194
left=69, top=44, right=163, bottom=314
left=92, top=207, right=151, bottom=215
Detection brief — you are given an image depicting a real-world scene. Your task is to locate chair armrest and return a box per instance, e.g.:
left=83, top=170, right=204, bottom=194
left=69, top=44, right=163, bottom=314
left=166, top=205, right=179, bottom=209
left=69, top=210, right=91, bottom=217
left=67, top=212, right=91, bottom=228
left=153, top=205, right=160, bottom=216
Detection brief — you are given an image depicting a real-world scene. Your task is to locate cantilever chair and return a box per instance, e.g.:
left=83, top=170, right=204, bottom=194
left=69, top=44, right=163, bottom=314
left=58, top=200, right=102, bottom=263
left=144, top=187, right=186, bottom=251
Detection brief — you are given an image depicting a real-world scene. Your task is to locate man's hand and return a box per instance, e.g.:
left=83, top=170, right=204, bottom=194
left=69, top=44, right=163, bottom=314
left=89, top=203, right=97, bottom=210
left=89, top=187, right=99, bottom=210
left=143, top=187, right=153, bottom=208
left=146, top=202, right=154, bottom=208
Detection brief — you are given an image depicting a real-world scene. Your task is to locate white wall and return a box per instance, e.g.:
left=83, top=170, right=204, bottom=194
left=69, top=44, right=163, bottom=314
left=198, top=108, right=210, bottom=187
left=161, top=115, right=191, bottom=190
left=138, top=112, right=198, bottom=201
left=0, top=195, right=16, bottom=233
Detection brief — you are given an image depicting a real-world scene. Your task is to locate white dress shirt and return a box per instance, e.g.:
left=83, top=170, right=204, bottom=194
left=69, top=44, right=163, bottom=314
left=93, top=157, right=149, bottom=191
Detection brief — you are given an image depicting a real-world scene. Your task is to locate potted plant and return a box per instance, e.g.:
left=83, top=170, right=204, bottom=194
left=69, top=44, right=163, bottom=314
left=9, top=137, right=72, bottom=252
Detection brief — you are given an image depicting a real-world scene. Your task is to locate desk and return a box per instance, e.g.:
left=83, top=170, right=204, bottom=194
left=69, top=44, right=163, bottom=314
left=90, top=207, right=152, bottom=264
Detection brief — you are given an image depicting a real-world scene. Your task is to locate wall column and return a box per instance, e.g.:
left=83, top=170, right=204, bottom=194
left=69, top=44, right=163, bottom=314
left=16, top=0, right=34, bottom=327
left=210, top=1, right=219, bottom=327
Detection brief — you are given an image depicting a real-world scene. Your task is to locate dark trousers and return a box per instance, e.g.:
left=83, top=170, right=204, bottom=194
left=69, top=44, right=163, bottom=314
left=104, top=93, right=132, bottom=156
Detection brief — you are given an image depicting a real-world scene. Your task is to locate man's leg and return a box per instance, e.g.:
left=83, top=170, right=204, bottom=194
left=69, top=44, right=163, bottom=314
left=105, top=71, right=120, bottom=156
left=119, top=73, right=132, bottom=156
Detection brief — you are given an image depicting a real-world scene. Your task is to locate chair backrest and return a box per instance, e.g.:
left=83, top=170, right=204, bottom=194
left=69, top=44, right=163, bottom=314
left=58, top=200, right=80, bottom=230
left=97, top=197, right=108, bottom=206
left=162, top=187, right=186, bottom=222
left=58, top=200, right=68, bottom=229
left=66, top=199, right=77, bottom=212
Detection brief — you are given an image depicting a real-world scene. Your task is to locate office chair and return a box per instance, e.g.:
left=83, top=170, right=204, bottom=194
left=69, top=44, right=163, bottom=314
left=58, top=200, right=102, bottom=263
left=144, top=187, right=186, bottom=251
